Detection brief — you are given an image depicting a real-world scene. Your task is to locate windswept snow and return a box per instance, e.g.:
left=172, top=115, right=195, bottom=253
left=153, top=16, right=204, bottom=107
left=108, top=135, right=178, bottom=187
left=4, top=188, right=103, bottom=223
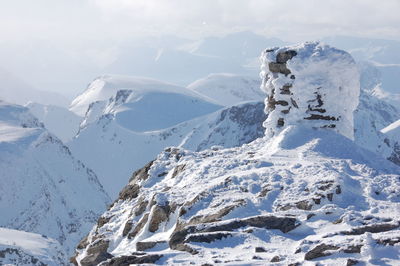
left=0, top=228, right=67, bottom=266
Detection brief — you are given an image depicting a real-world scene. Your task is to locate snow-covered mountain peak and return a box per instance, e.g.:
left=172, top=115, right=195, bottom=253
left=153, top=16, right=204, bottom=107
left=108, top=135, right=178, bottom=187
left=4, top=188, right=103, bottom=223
left=69, top=75, right=215, bottom=116
left=261, top=42, right=360, bottom=140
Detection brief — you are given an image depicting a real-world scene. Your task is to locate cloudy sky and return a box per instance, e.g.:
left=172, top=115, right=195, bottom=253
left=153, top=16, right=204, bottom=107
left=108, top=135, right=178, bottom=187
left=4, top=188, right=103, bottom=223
left=0, top=0, right=399, bottom=97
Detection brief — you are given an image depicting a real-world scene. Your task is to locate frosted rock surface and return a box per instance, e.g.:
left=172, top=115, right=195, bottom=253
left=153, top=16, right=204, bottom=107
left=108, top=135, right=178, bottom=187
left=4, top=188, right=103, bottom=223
left=260, top=42, right=360, bottom=140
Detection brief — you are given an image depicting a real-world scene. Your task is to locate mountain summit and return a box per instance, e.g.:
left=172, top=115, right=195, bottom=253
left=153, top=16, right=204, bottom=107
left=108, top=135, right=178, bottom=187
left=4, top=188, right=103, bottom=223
left=73, top=43, right=400, bottom=265
left=261, top=42, right=360, bottom=140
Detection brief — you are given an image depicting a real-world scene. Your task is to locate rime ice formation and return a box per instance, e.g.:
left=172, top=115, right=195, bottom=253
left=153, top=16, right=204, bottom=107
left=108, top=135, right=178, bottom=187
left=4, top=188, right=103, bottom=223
left=260, top=42, right=360, bottom=140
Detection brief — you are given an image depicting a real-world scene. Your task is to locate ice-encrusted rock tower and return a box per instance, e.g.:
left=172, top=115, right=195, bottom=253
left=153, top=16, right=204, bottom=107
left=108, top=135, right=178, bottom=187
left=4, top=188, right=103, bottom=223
left=260, top=42, right=360, bottom=140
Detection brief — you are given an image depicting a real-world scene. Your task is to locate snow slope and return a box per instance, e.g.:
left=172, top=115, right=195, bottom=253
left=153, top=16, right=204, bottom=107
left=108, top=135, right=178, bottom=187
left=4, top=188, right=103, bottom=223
left=69, top=96, right=265, bottom=198
left=26, top=102, right=82, bottom=142
left=188, top=73, right=265, bottom=106
left=0, top=228, right=67, bottom=266
left=69, top=75, right=220, bottom=117
left=0, top=101, right=110, bottom=256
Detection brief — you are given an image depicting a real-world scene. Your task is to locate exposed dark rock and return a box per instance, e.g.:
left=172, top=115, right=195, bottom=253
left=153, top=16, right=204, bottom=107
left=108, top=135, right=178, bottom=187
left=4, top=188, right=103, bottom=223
left=268, top=62, right=291, bottom=76
left=171, top=164, right=186, bottom=178
left=327, top=193, right=333, bottom=201
left=291, top=98, right=299, bottom=108
left=128, top=213, right=149, bottom=239
left=129, top=160, right=154, bottom=183
left=0, top=248, right=46, bottom=266
left=149, top=204, right=172, bottom=232
left=80, top=240, right=113, bottom=266
left=304, top=244, right=339, bottom=260
left=270, top=255, right=281, bottom=262
left=307, top=213, right=316, bottom=220
left=77, top=235, right=89, bottom=249
left=255, top=247, right=267, bottom=253
left=276, top=100, right=289, bottom=106
left=134, top=198, right=148, bottom=216
left=295, top=200, right=313, bottom=210
left=258, top=186, right=271, bottom=197
left=189, top=204, right=239, bottom=225
left=304, top=114, right=338, bottom=121
left=277, top=118, right=285, bottom=127
left=281, top=84, right=292, bottom=95
left=118, top=184, right=140, bottom=201
left=346, top=258, right=359, bottom=266
left=102, top=254, right=162, bottom=265
left=343, top=245, right=362, bottom=253
left=122, top=221, right=133, bottom=237
left=186, top=232, right=232, bottom=243
left=376, top=237, right=400, bottom=246
left=170, top=215, right=299, bottom=252
left=97, top=216, right=112, bottom=229
left=341, top=222, right=399, bottom=235
left=136, top=241, right=166, bottom=251
left=276, top=50, right=297, bottom=63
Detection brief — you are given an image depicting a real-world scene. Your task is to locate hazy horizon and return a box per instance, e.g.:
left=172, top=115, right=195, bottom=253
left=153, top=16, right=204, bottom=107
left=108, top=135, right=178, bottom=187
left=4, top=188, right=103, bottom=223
left=1, top=0, right=399, bottom=100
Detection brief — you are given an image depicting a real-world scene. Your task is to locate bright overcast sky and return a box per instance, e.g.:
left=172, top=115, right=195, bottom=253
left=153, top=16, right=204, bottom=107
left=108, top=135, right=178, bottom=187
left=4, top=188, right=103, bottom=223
left=1, top=0, right=399, bottom=42
left=1, top=0, right=399, bottom=97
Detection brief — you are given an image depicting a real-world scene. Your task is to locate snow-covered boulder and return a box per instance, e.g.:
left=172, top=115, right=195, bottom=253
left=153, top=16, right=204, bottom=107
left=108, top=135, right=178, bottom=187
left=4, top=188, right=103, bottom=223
left=261, top=42, right=360, bottom=140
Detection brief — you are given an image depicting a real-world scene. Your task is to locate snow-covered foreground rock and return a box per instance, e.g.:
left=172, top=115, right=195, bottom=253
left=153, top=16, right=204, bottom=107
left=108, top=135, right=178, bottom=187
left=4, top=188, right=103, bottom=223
left=73, top=43, right=400, bottom=265
left=73, top=127, right=400, bottom=266
left=0, top=101, right=110, bottom=256
left=0, top=227, right=67, bottom=266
